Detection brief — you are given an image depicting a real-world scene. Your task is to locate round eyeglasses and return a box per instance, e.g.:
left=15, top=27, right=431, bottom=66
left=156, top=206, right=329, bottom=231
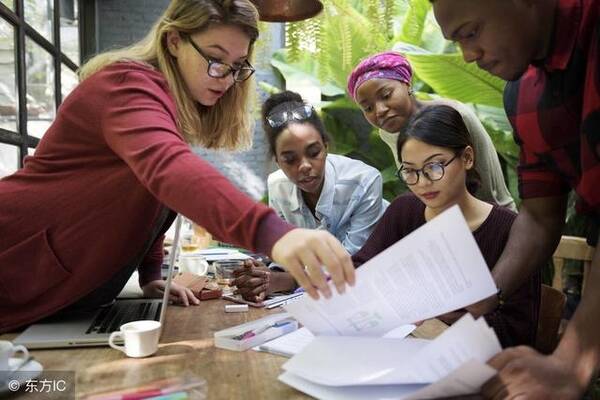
left=187, top=37, right=255, bottom=82
left=266, top=104, right=314, bottom=128
left=396, top=154, right=459, bottom=185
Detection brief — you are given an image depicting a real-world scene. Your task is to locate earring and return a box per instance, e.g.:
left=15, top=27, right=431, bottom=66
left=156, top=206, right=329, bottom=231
left=408, top=88, right=414, bottom=96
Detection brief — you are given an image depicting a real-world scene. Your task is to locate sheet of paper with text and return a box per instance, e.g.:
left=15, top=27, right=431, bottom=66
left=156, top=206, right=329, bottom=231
left=285, top=205, right=497, bottom=336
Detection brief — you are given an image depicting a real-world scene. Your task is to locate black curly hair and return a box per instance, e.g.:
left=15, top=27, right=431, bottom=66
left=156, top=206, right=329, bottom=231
left=262, top=90, right=329, bottom=157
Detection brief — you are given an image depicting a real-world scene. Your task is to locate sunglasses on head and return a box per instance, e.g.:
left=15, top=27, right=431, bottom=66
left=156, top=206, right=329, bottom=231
left=266, top=104, right=314, bottom=128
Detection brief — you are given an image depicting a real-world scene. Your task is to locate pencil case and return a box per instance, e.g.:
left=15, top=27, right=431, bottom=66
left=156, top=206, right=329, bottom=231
left=214, top=313, right=298, bottom=351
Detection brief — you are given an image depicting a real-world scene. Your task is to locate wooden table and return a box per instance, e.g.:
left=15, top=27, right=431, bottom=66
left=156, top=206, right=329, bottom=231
left=1, top=300, right=447, bottom=399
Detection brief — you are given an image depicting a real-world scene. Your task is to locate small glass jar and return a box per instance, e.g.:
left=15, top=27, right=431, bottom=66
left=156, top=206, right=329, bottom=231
left=214, top=260, right=245, bottom=286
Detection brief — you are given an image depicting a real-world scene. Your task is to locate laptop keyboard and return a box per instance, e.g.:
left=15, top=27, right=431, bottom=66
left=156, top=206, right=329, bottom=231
left=85, top=301, right=162, bottom=334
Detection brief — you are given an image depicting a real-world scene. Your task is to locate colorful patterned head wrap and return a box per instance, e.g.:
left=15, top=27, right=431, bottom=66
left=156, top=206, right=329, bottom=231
left=347, top=51, right=413, bottom=101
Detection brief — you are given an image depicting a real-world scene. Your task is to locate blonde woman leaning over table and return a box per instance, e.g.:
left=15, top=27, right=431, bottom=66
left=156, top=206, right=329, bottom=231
left=0, top=0, right=354, bottom=333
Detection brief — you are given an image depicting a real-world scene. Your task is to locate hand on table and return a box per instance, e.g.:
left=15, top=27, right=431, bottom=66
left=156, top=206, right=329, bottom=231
left=231, top=259, right=271, bottom=303
left=231, top=259, right=298, bottom=302
left=141, top=279, right=200, bottom=307
left=481, top=346, right=587, bottom=399
left=270, top=228, right=355, bottom=300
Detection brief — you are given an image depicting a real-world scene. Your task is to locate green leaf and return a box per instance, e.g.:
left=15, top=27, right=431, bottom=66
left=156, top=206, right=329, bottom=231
left=472, top=104, right=520, bottom=162
left=319, top=15, right=385, bottom=88
left=380, top=165, right=398, bottom=184
left=473, top=104, right=512, bottom=132
left=399, top=0, right=431, bottom=45
left=270, top=50, right=345, bottom=97
left=321, top=111, right=359, bottom=155
left=401, top=50, right=506, bottom=107
left=257, top=81, right=281, bottom=96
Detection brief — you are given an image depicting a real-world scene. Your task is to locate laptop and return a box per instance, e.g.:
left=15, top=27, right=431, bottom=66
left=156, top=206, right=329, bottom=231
left=14, top=215, right=183, bottom=349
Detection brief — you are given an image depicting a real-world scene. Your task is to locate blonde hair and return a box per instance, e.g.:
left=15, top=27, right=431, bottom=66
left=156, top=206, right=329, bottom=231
left=79, top=0, right=259, bottom=150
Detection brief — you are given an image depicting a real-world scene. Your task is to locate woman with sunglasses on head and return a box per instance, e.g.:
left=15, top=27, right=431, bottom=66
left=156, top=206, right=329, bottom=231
left=352, top=105, right=540, bottom=348
left=231, top=90, right=388, bottom=302
left=348, top=51, right=516, bottom=212
left=0, top=0, right=355, bottom=332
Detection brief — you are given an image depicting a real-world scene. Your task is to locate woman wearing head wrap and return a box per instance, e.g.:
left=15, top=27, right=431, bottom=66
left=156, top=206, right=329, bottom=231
left=348, top=51, right=515, bottom=211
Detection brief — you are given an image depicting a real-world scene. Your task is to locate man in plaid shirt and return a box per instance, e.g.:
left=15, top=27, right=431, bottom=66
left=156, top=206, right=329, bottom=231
left=432, top=0, right=599, bottom=398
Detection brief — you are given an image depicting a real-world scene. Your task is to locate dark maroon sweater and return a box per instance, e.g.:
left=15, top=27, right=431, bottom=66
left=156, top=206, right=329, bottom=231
left=353, top=193, right=540, bottom=348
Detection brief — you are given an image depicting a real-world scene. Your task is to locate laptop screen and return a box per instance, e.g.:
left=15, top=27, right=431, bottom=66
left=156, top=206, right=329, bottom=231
left=158, top=214, right=182, bottom=334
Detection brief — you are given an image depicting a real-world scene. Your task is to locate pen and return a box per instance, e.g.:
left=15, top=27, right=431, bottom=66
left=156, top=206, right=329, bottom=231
left=86, top=378, right=182, bottom=400
left=233, top=320, right=294, bottom=340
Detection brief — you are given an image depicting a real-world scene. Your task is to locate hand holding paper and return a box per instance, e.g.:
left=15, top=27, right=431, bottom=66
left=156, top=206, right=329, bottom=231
left=284, top=206, right=498, bottom=336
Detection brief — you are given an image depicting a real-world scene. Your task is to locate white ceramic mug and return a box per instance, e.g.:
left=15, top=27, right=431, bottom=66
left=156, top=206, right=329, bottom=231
left=0, top=340, right=29, bottom=371
left=108, top=320, right=161, bottom=358
left=179, top=254, right=209, bottom=276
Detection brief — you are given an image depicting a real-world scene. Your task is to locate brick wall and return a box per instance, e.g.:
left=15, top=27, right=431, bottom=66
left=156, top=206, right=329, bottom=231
left=97, top=0, right=284, bottom=200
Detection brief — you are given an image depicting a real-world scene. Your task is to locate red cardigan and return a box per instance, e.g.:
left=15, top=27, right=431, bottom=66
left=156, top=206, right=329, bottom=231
left=0, top=62, right=293, bottom=331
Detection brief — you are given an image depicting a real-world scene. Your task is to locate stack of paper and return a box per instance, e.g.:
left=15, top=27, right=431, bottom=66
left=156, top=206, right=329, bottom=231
left=256, top=327, right=314, bottom=357
left=256, top=324, right=416, bottom=358
left=279, top=314, right=501, bottom=399
left=276, top=206, right=501, bottom=398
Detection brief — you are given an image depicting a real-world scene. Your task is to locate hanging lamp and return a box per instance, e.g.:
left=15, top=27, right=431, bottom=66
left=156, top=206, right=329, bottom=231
left=249, top=0, right=323, bottom=22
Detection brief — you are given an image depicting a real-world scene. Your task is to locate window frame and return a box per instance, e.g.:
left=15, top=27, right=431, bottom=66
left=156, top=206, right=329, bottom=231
left=0, top=0, right=90, bottom=169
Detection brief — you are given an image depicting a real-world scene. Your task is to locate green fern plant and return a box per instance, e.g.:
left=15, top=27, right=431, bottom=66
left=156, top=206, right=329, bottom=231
left=383, top=0, right=396, bottom=40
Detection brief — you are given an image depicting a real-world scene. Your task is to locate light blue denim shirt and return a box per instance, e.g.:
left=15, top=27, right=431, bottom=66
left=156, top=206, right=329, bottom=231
left=268, top=154, right=389, bottom=255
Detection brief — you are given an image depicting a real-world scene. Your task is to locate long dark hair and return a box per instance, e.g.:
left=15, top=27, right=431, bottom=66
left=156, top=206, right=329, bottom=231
left=398, top=104, right=481, bottom=194
left=262, top=90, right=329, bottom=157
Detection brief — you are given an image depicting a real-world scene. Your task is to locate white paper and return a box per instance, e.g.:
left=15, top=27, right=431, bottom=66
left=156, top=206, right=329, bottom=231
left=256, top=327, right=315, bottom=357
left=382, top=324, right=416, bottom=339
left=201, top=252, right=250, bottom=262
left=282, top=337, right=430, bottom=386
left=406, top=359, right=497, bottom=400
left=279, top=371, right=425, bottom=400
left=279, top=359, right=496, bottom=400
left=403, top=314, right=501, bottom=382
left=285, top=206, right=497, bottom=336
left=195, top=248, right=239, bottom=255
left=281, top=314, right=501, bottom=387
left=255, top=323, right=415, bottom=358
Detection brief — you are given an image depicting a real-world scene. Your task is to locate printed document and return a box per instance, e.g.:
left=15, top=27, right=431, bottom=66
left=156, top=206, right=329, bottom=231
left=285, top=206, right=497, bottom=336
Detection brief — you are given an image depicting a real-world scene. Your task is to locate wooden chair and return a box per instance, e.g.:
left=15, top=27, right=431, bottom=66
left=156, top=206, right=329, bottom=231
left=535, top=284, right=566, bottom=354
left=552, top=235, right=595, bottom=294
left=535, top=236, right=596, bottom=353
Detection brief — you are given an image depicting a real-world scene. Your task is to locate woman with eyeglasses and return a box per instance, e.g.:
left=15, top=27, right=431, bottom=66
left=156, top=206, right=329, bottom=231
left=347, top=51, right=516, bottom=212
left=352, top=105, right=540, bottom=348
left=0, top=0, right=356, bottom=332
left=230, top=90, right=388, bottom=302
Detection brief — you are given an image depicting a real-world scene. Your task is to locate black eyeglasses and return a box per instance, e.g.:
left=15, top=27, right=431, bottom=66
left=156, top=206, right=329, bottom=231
left=187, top=37, right=255, bottom=82
left=396, top=153, right=459, bottom=185
left=266, top=104, right=314, bottom=128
